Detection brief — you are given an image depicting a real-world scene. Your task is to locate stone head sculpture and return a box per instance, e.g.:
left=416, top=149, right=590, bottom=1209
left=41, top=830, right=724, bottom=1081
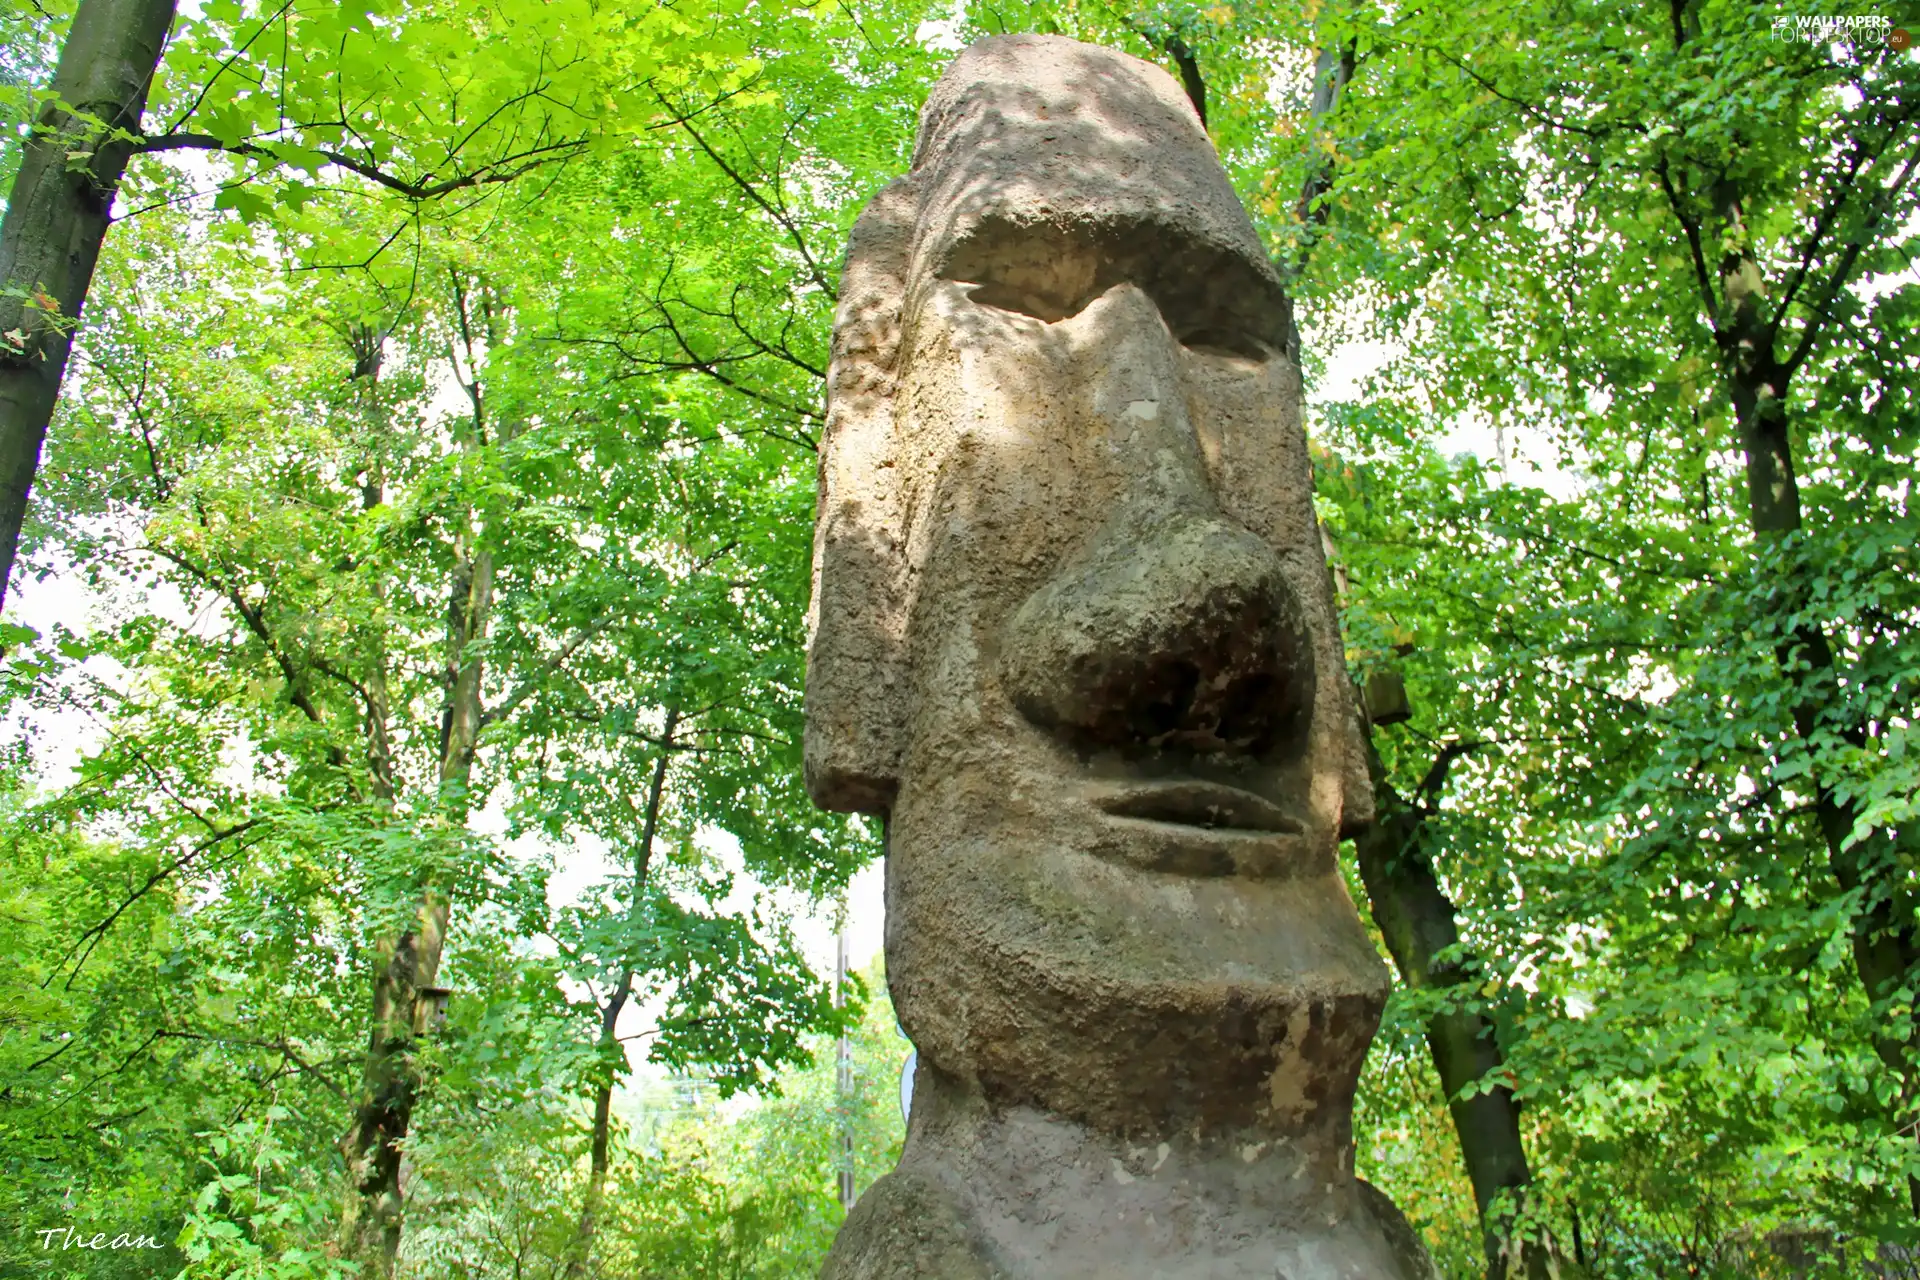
left=806, top=33, right=1435, bottom=1279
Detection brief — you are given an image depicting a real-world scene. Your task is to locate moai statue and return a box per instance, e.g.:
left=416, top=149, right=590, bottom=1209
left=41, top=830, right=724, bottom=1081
left=805, top=33, right=1438, bottom=1280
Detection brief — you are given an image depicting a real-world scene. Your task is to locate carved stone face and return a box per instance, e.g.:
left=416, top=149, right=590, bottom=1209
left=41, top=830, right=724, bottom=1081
left=808, top=35, right=1386, bottom=1143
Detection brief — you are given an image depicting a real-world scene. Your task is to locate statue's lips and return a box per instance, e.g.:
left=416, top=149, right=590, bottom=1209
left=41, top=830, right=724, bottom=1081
left=1078, top=781, right=1309, bottom=879
left=1092, top=781, right=1302, bottom=834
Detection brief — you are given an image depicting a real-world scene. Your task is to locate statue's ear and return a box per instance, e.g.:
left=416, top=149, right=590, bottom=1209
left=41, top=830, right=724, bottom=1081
left=1319, top=523, right=1377, bottom=841
left=1337, top=708, right=1377, bottom=840
left=806, top=179, right=919, bottom=814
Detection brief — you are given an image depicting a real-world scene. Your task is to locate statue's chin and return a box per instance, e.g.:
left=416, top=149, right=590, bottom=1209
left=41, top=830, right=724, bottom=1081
left=885, top=833, right=1387, bottom=1139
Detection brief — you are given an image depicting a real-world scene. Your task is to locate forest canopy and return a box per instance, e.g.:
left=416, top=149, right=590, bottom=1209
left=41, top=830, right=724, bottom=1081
left=1, top=1, right=1916, bottom=1277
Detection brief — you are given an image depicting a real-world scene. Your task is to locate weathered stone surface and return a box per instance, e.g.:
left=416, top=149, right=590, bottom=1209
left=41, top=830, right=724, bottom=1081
left=805, top=32, right=1435, bottom=1279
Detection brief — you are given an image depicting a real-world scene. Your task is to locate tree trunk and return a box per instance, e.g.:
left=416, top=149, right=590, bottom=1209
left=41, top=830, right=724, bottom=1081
left=0, top=0, right=175, bottom=616
left=570, top=1051, right=622, bottom=1278
left=1718, top=237, right=1920, bottom=1209
left=350, top=323, right=400, bottom=809
left=1289, top=37, right=1358, bottom=278
left=1322, top=508, right=1567, bottom=1276
left=332, top=332, right=415, bottom=1265
left=336, top=562, right=480, bottom=1271
left=1352, top=737, right=1567, bottom=1280
left=1158, top=33, right=1206, bottom=129
left=566, top=710, right=679, bottom=1277
left=1652, top=0, right=1919, bottom=1208
left=338, top=905, right=449, bottom=1272
left=339, top=283, right=501, bottom=1273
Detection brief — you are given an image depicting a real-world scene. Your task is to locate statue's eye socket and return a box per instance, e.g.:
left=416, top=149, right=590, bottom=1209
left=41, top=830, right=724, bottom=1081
left=965, top=281, right=1088, bottom=323
left=960, top=276, right=1275, bottom=363
left=1179, top=327, right=1269, bottom=363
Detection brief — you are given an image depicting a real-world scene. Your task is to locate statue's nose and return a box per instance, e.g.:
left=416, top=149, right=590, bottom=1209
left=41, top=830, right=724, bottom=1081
left=996, top=286, right=1315, bottom=756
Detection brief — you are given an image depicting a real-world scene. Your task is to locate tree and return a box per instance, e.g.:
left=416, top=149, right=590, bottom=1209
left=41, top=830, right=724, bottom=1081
left=7, top=0, right=931, bottom=1266
left=1301, top=0, right=1920, bottom=1253
left=3, top=0, right=766, bottom=616
left=15, top=182, right=862, bottom=1271
left=0, top=0, right=175, bottom=619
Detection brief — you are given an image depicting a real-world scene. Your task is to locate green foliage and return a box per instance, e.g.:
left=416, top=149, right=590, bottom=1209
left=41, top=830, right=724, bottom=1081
left=585, top=968, right=909, bottom=1279
left=174, top=1114, right=359, bottom=1280
left=1288, top=0, right=1920, bottom=1268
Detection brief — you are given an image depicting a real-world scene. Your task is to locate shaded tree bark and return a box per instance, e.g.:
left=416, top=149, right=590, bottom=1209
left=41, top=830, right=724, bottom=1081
left=0, top=0, right=176, bottom=616
left=1158, top=32, right=1206, bottom=129
left=1122, top=20, right=1207, bottom=129
left=337, top=896, right=450, bottom=1272
left=1288, top=38, right=1358, bottom=279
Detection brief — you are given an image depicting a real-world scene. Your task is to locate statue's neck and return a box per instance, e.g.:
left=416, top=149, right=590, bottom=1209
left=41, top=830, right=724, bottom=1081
left=901, top=1067, right=1361, bottom=1242
left=835, top=1066, right=1432, bottom=1278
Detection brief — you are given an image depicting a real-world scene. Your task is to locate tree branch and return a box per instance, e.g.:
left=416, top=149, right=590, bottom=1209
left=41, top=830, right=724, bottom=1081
left=659, top=96, right=838, bottom=301
left=163, top=0, right=299, bottom=135
left=51, top=820, right=266, bottom=990
left=1766, top=97, right=1913, bottom=340
left=141, top=542, right=331, bottom=727
left=1781, top=128, right=1920, bottom=379
left=1654, top=155, right=1722, bottom=338
left=135, top=131, right=588, bottom=202
left=154, top=1028, right=352, bottom=1102
left=1415, top=740, right=1490, bottom=811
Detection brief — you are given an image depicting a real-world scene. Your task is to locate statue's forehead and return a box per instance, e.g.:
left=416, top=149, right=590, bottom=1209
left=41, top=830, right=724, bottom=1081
left=903, top=35, right=1278, bottom=294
